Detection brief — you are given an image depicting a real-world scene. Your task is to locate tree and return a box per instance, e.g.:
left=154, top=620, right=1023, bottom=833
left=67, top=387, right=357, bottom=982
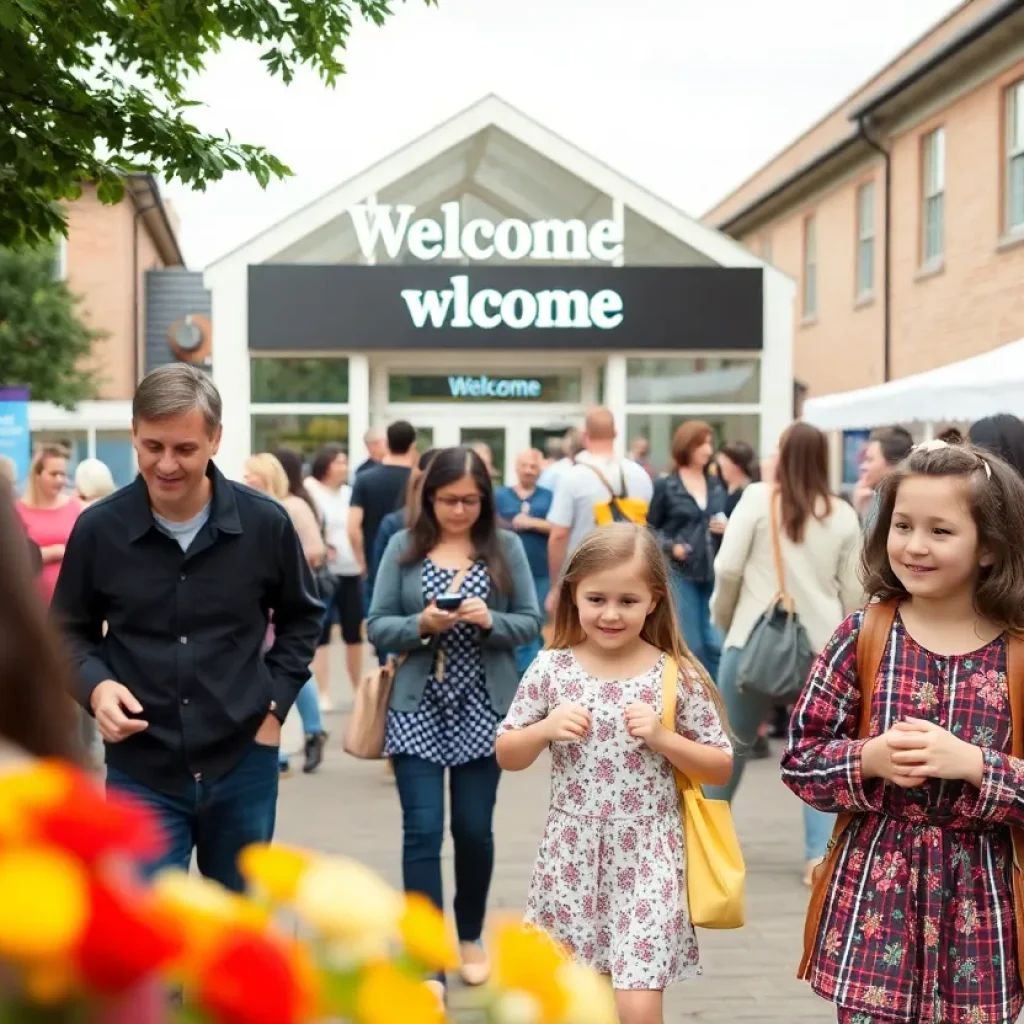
left=0, top=0, right=434, bottom=247
left=0, top=244, right=105, bottom=407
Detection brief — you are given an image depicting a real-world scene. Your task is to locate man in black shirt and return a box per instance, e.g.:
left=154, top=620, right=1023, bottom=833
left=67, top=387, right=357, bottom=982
left=348, top=420, right=417, bottom=580
left=53, top=365, right=321, bottom=893
left=355, top=426, right=387, bottom=476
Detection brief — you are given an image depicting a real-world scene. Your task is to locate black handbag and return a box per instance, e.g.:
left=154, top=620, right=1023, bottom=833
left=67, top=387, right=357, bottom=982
left=735, top=490, right=815, bottom=703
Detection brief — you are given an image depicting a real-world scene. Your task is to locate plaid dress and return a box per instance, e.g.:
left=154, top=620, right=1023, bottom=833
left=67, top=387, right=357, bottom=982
left=782, top=609, right=1024, bottom=1024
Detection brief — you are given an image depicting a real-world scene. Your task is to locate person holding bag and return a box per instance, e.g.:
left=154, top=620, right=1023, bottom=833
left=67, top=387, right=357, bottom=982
left=707, top=423, right=862, bottom=885
left=365, top=446, right=542, bottom=1004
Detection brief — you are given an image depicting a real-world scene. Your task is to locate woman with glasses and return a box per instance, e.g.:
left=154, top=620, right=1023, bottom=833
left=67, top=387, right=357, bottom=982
left=367, top=446, right=542, bottom=1006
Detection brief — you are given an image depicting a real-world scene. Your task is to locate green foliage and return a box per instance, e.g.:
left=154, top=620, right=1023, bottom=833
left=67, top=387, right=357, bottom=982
left=0, top=244, right=105, bottom=408
left=0, top=0, right=435, bottom=247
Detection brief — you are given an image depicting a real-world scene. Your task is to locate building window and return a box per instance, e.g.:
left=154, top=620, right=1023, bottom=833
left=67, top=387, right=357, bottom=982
left=249, top=357, right=349, bottom=403
left=922, top=127, right=945, bottom=266
left=856, top=182, right=875, bottom=299
left=1007, top=80, right=1024, bottom=234
left=625, top=357, right=760, bottom=404
left=95, top=431, right=137, bottom=488
left=251, top=414, right=350, bottom=461
left=626, top=413, right=759, bottom=478
left=802, top=215, right=817, bottom=320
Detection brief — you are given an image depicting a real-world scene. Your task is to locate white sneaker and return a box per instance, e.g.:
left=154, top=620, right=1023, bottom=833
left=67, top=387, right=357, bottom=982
left=318, top=694, right=334, bottom=712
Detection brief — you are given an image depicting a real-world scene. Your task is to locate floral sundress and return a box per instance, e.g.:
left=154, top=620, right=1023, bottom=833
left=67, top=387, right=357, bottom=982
left=783, top=609, right=1024, bottom=1024
left=497, top=647, right=731, bottom=990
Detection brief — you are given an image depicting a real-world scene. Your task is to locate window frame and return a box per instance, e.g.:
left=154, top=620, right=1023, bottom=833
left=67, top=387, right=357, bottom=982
left=921, top=126, right=946, bottom=268
left=802, top=214, right=818, bottom=321
left=855, top=181, right=875, bottom=300
left=1006, top=79, right=1024, bottom=235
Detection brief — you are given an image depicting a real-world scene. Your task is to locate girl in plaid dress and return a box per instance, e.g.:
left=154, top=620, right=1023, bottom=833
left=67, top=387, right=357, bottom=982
left=783, top=441, right=1024, bottom=1024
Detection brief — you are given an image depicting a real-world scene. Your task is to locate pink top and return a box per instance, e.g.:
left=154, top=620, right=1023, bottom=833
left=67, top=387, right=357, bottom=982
left=15, top=498, right=81, bottom=603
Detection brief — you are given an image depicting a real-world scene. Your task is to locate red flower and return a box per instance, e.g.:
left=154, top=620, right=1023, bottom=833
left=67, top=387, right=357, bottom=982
left=197, top=930, right=313, bottom=1024
left=76, top=871, right=185, bottom=995
left=34, top=768, right=165, bottom=865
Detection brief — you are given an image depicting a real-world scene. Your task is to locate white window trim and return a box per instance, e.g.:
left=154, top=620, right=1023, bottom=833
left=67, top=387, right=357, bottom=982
left=250, top=403, right=352, bottom=415
left=856, top=182, right=875, bottom=300
left=1007, top=80, right=1024, bottom=235
left=921, top=127, right=946, bottom=267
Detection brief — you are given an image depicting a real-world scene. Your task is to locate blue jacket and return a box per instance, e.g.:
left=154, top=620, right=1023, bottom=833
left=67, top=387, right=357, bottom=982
left=367, top=529, right=542, bottom=717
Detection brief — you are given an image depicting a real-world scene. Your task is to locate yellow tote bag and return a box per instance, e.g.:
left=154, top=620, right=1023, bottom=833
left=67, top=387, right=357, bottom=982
left=660, top=658, right=746, bottom=930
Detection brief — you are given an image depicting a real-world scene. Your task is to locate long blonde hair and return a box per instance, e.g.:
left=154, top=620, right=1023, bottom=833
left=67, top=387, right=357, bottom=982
left=550, top=523, right=729, bottom=728
left=24, top=444, right=69, bottom=507
left=244, top=453, right=289, bottom=501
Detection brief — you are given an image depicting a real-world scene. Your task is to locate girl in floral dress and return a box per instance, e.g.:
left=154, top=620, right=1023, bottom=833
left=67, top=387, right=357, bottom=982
left=496, top=524, right=732, bottom=1024
left=783, top=441, right=1024, bottom=1024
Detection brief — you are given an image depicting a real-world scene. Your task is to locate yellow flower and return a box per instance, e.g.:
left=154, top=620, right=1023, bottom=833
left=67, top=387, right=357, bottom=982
left=557, top=962, right=618, bottom=1024
left=293, top=857, right=402, bottom=943
left=355, top=961, right=445, bottom=1024
left=491, top=921, right=569, bottom=1023
left=0, top=761, right=71, bottom=842
left=238, top=843, right=313, bottom=904
left=152, top=869, right=269, bottom=973
left=0, top=846, right=88, bottom=961
left=400, top=893, right=458, bottom=971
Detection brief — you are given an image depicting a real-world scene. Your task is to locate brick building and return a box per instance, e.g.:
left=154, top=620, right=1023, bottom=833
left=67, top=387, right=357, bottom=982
left=31, top=175, right=190, bottom=486
left=704, top=0, right=1024, bottom=407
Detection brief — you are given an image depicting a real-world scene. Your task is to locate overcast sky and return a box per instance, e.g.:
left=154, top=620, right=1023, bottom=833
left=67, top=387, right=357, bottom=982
left=166, top=0, right=958, bottom=268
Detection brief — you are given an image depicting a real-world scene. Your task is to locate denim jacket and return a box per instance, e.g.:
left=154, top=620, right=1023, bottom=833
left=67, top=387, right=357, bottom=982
left=366, top=529, right=542, bottom=717
left=647, top=472, right=727, bottom=584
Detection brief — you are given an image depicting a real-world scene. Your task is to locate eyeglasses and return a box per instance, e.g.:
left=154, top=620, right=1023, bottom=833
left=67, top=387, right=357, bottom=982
left=434, top=495, right=482, bottom=509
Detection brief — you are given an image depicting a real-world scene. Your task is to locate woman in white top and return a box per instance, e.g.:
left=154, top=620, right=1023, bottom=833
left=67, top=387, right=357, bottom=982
left=305, top=445, right=364, bottom=711
left=706, top=422, right=863, bottom=884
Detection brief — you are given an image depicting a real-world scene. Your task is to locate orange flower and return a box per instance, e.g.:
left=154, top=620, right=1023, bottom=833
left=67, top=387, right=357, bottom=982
left=399, top=893, right=458, bottom=971
left=196, top=929, right=317, bottom=1024
left=76, top=869, right=185, bottom=995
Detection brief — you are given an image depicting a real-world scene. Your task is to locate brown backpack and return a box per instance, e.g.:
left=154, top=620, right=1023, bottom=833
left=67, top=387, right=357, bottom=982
left=799, top=600, right=1024, bottom=981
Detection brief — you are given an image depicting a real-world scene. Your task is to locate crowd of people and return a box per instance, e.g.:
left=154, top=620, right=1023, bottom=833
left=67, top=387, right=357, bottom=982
left=8, top=359, right=1024, bottom=1023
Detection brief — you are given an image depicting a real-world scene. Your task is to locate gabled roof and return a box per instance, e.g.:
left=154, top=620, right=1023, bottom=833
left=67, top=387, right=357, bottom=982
left=204, top=94, right=777, bottom=281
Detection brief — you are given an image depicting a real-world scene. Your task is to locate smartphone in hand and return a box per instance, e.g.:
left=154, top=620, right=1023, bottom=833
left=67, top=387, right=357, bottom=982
left=435, top=593, right=465, bottom=612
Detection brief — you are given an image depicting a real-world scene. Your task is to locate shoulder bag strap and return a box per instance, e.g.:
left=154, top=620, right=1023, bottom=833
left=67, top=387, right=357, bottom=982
left=659, top=657, right=694, bottom=796
left=767, top=488, right=791, bottom=610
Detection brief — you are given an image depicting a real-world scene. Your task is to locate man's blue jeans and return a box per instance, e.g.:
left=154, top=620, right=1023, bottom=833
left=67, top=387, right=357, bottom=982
left=515, top=576, right=549, bottom=677
left=106, top=741, right=280, bottom=893
left=704, top=646, right=834, bottom=862
left=670, top=575, right=722, bottom=682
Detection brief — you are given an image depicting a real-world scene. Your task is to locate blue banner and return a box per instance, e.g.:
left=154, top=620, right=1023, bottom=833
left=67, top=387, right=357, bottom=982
left=0, top=387, right=31, bottom=492
left=842, top=429, right=871, bottom=486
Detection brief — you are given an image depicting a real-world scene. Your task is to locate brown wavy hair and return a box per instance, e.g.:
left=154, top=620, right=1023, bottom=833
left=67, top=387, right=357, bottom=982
left=861, top=442, right=1024, bottom=631
left=549, top=523, right=728, bottom=730
left=777, top=422, right=832, bottom=543
left=0, top=479, right=80, bottom=760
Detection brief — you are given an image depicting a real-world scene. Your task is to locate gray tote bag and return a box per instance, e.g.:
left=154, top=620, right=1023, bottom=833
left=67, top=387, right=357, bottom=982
left=735, top=490, right=815, bottom=703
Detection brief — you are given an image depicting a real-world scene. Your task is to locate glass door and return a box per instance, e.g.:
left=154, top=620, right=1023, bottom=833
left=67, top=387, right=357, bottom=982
left=459, top=425, right=506, bottom=485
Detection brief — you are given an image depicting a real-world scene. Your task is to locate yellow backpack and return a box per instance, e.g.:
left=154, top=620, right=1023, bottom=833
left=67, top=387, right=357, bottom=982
left=581, top=462, right=649, bottom=527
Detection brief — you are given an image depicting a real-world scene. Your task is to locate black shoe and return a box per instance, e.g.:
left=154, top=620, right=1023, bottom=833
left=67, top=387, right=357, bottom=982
left=750, top=734, right=771, bottom=759
left=303, top=731, right=327, bottom=773
left=770, top=704, right=789, bottom=739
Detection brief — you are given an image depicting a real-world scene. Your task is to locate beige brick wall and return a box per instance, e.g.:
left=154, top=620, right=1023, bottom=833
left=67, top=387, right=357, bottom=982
left=743, top=57, right=1024, bottom=399
left=65, top=185, right=169, bottom=401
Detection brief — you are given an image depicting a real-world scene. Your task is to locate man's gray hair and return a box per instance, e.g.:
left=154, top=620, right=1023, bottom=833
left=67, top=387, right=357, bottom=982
left=133, top=364, right=222, bottom=436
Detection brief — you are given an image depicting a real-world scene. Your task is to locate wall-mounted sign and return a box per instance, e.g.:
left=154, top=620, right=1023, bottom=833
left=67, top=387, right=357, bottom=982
left=388, top=371, right=582, bottom=403
left=249, top=265, right=764, bottom=353
left=0, top=387, right=30, bottom=491
left=348, top=202, right=623, bottom=264
left=448, top=375, right=541, bottom=398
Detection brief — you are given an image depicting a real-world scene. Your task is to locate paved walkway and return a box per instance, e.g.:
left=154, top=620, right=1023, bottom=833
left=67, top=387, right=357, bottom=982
left=276, top=659, right=833, bottom=1023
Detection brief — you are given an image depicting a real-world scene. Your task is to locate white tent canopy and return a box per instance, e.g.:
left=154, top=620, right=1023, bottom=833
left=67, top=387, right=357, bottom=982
left=802, top=338, right=1024, bottom=431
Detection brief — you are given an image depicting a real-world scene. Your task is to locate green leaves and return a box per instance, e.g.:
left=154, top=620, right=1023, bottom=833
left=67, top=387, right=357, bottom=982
left=0, top=243, right=104, bottom=408
left=0, top=0, right=437, bottom=247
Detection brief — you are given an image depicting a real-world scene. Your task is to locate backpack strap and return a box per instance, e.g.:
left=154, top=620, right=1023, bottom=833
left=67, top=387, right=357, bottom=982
left=581, top=461, right=628, bottom=500
left=798, top=598, right=897, bottom=979
left=1005, top=632, right=1024, bottom=982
